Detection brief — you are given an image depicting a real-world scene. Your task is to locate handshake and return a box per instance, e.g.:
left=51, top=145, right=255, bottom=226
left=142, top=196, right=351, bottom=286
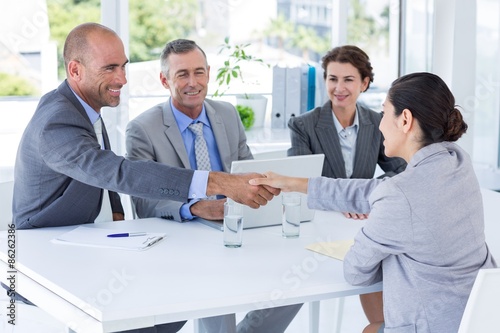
left=195, top=172, right=308, bottom=221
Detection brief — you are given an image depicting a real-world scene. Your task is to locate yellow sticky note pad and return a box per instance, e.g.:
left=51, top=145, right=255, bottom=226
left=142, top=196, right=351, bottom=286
left=306, top=239, right=355, bottom=261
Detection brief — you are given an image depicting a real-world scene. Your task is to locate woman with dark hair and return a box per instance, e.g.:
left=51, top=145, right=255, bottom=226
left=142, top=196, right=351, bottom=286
left=287, top=45, right=407, bottom=220
left=251, top=72, right=497, bottom=333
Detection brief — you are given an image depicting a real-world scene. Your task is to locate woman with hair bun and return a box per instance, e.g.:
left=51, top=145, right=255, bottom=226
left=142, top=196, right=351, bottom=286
left=250, top=72, right=497, bottom=333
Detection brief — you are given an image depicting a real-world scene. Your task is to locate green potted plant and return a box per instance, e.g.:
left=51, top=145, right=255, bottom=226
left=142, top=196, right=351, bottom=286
left=236, top=104, right=255, bottom=130
left=213, top=37, right=269, bottom=128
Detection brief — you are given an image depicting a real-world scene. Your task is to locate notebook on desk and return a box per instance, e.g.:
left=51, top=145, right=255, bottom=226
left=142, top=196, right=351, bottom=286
left=51, top=226, right=165, bottom=251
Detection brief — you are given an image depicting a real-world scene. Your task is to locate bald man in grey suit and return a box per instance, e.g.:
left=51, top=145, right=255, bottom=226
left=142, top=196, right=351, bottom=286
left=12, top=24, right=278, bottom=333
left=13, top=24, right=275, bottom=230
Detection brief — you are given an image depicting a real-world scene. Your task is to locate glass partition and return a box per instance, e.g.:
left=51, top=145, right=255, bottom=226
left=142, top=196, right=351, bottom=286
left=473, top=0, right=500, bottom=169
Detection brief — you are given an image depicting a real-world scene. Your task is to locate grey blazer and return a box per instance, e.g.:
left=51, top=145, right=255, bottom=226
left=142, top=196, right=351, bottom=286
left=13, top=81, right=194, bottom=229
left=307, top=142, right=497, bottom=332
left=287, top=101, right=406, bottom=179
left=125, top=98, right=253, bottom=221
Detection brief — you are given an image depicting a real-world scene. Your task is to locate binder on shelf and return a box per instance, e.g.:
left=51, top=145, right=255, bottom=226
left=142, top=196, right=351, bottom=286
left=285, top=66, right=309, bottom=125
left=299, top=64, right=309, bottom=114
left=284, top=66, right=300, bottom=125
left=313, top=64, right=327, bottom=107
left=307, top=65, right=316, bottom=112
left=271, top=65, right=287, bottom=128
left=271, top=64, right=326, bottom=128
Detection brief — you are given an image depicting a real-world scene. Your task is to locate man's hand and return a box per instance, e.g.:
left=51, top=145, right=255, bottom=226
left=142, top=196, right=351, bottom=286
left=207, top=172, right=280, bottom=209
left=113, top=213, right=125, bottom=221
left=190, top=199, right=225, bottom=220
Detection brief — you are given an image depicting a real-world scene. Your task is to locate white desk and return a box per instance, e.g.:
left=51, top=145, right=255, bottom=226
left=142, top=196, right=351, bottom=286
left=0, top=209, right=380, bottom=332
left=2, top=188, right=500, bottom=333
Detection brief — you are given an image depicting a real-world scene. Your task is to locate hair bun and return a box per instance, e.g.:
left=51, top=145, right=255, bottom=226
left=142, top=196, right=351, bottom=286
left=444, top=107, right=468, bottom=141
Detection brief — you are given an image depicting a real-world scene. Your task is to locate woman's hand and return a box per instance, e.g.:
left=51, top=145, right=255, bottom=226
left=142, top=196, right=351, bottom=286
left=249, top=171, right=309, bottom=194
left=343, top=212, right=369, bottom=220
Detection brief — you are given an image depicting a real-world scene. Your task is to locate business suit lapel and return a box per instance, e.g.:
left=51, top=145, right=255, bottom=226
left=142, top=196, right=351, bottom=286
left=316, top=103, right=346, bottom=178
left=58, top=80, right=123, bottom=215
left=59, top=80, right=92, bottom=123
left=59, top=80, right=101, bottom=144
left=61, top=79, right=111, bottom=152
left=162, top=101, right=191, bottom=169
left=352, top=105, right=375, bottom=178
left=206, top=103, right=231, bottom=172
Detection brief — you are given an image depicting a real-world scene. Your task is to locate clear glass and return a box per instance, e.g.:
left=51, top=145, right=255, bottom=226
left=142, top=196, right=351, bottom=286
left=282, top=193, right=301, bottom=238
left=223, top=201, right=243, bottom=248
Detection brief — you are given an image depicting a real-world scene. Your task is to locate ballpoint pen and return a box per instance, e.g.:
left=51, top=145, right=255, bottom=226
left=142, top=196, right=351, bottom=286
left=107, top=232, right=147, bottom=238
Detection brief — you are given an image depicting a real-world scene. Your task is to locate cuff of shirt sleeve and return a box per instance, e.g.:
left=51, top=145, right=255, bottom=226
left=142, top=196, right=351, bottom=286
left=180, top=200, right=199, bottom=220
left=189, top=170, right=209, bottom=200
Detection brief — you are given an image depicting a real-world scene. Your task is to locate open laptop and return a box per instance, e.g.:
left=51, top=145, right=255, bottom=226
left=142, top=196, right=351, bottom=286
left=196, top=154, right=324, bottom=230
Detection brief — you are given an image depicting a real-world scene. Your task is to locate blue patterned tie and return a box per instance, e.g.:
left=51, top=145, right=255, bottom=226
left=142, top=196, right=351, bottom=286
left=188, top=122, right=212, bottom=171
left=188, top=122, right=216, bottom=200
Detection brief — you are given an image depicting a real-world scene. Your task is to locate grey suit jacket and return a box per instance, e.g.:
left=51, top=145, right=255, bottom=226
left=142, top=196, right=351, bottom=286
left=308, top=142, right=497, bottom=332
left=13, top=80, right=194, bottom=229
left=126, top=98, right=253, bottom=221
left=287, top=101, right=406, bottom=179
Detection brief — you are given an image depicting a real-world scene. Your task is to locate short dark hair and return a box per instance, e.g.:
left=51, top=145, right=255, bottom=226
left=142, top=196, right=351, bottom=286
left=160, top=39, right=208, bottom=77
left=387, top=72, right=468, bottom=146
left=321, top=45, right=374, bottom=91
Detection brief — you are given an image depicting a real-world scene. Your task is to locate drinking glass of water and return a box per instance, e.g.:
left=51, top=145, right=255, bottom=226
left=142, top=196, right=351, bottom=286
left=223, top=200, right=244, bottom=247
left=282, top=193, right=301, bottom=238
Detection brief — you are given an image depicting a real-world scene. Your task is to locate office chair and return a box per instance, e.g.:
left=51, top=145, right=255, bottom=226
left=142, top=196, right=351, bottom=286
left=0, top=181, right=14, bottom=231
left=458, top=268, right=500, bottom=333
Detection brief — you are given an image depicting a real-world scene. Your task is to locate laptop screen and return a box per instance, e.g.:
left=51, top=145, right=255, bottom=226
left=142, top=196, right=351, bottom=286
left=229, top=154, right=325, bottom=229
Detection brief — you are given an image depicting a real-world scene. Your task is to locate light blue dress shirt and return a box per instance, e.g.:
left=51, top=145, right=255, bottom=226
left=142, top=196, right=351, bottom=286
left=332, top=107, right=359, bottom=178
left=71, top=88, right=100, bottom=131
left=170, top=100, right=223, bottom=219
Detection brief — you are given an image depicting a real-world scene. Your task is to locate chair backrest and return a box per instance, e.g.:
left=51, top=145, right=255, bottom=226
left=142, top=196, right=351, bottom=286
left=128, top=195, right=137, bottom=220
left=0, top=181, right=14, bottom=231
left=458, top=268, right=500, bottom=333
left=118, top=194, right=137, bottom=220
